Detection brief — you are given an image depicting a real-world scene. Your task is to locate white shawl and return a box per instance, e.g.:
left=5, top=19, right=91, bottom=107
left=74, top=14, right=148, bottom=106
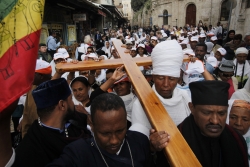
left=231, top=78, right=250, bottom=101
left=119, top=92, right=137, bottom=122
left=130, top=85, right=191, bottom=137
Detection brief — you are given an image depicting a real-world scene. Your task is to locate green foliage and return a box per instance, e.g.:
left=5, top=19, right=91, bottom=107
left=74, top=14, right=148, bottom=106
left=131, top=0, right=147, bottom=12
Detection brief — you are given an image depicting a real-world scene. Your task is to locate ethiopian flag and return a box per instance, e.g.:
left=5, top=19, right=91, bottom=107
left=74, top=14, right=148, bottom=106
left=0, top=0, right=45, bottom=111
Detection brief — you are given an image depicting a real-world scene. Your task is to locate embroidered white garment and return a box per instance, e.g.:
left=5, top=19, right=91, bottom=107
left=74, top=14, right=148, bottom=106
left=233, top=59, right=250, bottom=77
left=131, top=85, right=191, bottom=137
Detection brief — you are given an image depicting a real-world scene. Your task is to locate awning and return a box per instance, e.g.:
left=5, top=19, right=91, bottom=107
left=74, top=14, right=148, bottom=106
left=101, top=4, right=124, bottom=19
left=90, top=2, right=112, bottom=16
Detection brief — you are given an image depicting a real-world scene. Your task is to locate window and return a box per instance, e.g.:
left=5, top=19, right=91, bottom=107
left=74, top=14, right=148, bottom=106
left=220, top=0, right=230, bottom=21
left=247, top=0, right=250, bottom=8
left=163, top=10, right=168, bottom=25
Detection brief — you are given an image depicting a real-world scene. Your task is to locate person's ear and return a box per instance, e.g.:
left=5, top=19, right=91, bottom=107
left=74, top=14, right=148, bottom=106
left=58, top=100, right=66, bottom=111
left=188, top=102, right=195, bottom=115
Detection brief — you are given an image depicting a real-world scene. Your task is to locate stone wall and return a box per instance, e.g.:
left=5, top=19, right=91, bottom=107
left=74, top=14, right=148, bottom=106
left=149, top=0, right=223, bottom=28
left=230, top=0, right=250, bottom=36
left=132, top=0, right=250, bottom=36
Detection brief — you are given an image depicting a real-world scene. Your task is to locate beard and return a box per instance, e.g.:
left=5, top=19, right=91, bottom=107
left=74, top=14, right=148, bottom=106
left=196, top=54, right=204, bottom=61
left=64, top=106, right=75, bottom=121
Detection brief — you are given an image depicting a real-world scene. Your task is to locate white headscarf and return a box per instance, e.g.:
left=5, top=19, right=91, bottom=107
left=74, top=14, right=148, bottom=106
left=69, top=76, right=92, bottom=114
left=151, top=40, right=183, bottom=77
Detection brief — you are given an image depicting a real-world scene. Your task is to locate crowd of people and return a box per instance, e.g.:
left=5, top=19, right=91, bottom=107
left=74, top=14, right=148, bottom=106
left=1, top=21, right=250, bottom=167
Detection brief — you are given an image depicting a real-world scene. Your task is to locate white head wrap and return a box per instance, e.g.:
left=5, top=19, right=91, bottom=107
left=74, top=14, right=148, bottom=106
left=151, top=40, right=183, bottom=77
left=235, top=47, right=249, bottom=55
left=205, top=42, right=214, bottom=53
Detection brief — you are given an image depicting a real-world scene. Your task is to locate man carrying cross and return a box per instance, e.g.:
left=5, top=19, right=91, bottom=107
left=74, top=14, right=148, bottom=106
left=130, top=40, right=191, bottom=137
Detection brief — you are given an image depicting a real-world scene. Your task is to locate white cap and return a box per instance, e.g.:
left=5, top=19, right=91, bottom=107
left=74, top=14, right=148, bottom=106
left=137, top=44, right=145, bottom=48
left=151, top=36, right=158, bottom=40
left=126, top=40, right=132, bottom=45
left=131, top=47, right=137, bottom=51
left=190, top=36, right=199, bottom=42
left=54, top=48, right=69, bottom=60
left=180, top=40, right=189, bottom=45
left=211, top=36, right=218, bottom=41
left=151, top=40, right=183, bottom=77
left=179, top=37, right=184, bottom=41
left=199, top=34, right=206, bottom=38
left=207, top=56, right=218, bottom=67
left=160, top=30, right=165, bottom=34
left=217, top=48, right=227, bottom=56
left=188, top=32, right=192, bottom=35
left=183, top=49, right=195, bottom=56
left=207, top=32, right=215, bottom=36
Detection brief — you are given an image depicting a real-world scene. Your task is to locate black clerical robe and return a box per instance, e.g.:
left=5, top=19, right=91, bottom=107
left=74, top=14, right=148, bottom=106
left=47, top=130, right=150, bottom=167
left=14, top=112, right=91, bottom=167
left=178, top=114, right=249, bottom=167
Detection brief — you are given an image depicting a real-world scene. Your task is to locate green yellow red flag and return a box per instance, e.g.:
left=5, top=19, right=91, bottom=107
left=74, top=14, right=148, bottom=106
left=0, top=0, right=45, bottom=111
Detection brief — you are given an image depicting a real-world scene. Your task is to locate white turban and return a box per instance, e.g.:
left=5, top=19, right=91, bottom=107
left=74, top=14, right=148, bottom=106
left=151, top=40, right=183, bottom=77
left=235, top=47, right=249, bottom=55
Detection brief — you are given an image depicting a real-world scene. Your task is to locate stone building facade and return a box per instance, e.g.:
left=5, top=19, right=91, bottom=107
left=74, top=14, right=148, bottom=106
left=132, top=0, right=250, bottom=36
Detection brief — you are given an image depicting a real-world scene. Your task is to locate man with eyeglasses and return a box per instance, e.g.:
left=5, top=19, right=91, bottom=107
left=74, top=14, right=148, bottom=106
left=214, top=59, right=238, bottom=99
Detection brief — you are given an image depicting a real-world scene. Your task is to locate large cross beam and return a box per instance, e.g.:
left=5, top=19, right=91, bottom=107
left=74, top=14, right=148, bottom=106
left=56, top=39, right=201, bottom=167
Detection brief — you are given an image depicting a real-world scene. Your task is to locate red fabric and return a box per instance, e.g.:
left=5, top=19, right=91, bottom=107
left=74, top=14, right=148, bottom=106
left=0, top=30, right=40, bottom=111
left=227, top=78, right=235, bottom=99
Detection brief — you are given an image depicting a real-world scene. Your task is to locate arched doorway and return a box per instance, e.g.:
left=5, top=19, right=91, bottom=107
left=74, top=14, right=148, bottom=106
left=163, top=10, right=168, bottom=25
left=186, top=4, right=196, bottom=26
left=220, top=0, right=230, bottom=21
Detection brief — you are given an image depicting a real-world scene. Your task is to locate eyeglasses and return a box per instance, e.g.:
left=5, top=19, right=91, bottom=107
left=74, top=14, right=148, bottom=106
left=221, top=73, right=234, bottom=77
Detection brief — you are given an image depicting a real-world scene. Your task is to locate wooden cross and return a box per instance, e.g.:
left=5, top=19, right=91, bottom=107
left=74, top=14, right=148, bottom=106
left=56, top=39, right=201, bottom=167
